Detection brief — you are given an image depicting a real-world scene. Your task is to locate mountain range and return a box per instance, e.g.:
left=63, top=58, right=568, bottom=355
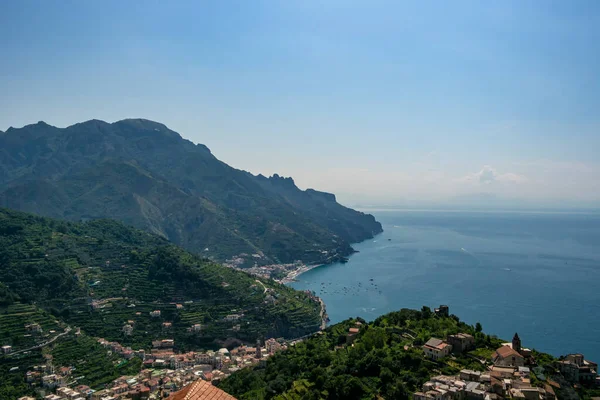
left=0, top=119, right=382, bottom=266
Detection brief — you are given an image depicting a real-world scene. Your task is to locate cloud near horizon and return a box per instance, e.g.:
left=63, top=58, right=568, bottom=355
left=458, top=165, right=528, bottom=185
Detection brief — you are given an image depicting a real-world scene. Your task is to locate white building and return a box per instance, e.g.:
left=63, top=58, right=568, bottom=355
left=423, top=338, right=452, bottom=360
left=122, top=324, right=133, bottom=336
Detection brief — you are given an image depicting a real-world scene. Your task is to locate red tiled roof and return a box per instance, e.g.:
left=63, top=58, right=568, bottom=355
left=493, top=345, right=523, bottom=359
left=424, top=338, right=449, bottom=350
left=167, top=380, right=236, bottom=400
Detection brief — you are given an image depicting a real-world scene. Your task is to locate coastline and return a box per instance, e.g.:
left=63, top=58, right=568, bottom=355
left=279, top=263, right=324, bottom=284
left=318, top=297, right=328, bottom=330
left=280, top=264, right=330, bottom=330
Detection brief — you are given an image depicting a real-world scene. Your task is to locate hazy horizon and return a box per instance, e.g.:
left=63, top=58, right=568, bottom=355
left=2, top=1, right=599, bottom=208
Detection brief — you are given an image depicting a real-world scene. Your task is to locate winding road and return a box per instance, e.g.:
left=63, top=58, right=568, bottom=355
left=7, top=327, right=72, bottom=356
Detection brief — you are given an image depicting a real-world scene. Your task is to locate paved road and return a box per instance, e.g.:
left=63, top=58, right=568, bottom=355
left=8, top=327, right=72, bottom=356
left=255, top=280, right=268, bottom=294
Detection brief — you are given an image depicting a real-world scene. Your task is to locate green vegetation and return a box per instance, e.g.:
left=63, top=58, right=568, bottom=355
left=0, top=303, right=63, bottom=350
left=0, top=119, right=382, bottom=265
left=220, top=308, right=502, bottom=400
left=0, top=351, right=39, bottom=399
left=0, top=327, right=143, bottom=397
left=221, top=308, right=600, bottom=400
left=0, top=207, right=322, bottom=353
left=51, top=335, right=143, bottom=387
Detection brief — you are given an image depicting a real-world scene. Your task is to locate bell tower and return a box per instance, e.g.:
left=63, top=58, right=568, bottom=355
left=256, top=339, right=262, bottom=359
left=512, top=332, right=521, bottom=354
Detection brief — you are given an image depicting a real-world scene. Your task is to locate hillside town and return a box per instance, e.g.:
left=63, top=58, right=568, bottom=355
left=16, top=336, right=287, bottom=400
left=9, top=305, right=600, bottom=400
left=413, top=307, right=599, bottom=400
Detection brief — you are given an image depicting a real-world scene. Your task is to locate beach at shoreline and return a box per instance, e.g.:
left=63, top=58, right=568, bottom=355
left=279, top=263, right=324, bottom=284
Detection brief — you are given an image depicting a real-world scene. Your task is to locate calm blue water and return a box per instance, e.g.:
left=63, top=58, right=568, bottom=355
left=290, top=210, right=600, bottom=362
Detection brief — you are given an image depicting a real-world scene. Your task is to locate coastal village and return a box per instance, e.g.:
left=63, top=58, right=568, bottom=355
left=412, top=306, right=599, bottom=400
left=223, top=255, right=322, bottom=284
left=5, top=305, right=598, bottom=400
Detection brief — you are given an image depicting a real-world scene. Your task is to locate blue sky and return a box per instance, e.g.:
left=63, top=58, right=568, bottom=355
left=1, top=1, right=599, bottom=207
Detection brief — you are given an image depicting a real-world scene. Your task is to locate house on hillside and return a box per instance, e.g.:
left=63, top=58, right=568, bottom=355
left=423, top=338, right=452, bottom=360
left=492, top=345, right=525, bottom=367
left=347, top=327, right=360, bottom=344
left=447, top=333, right=475, bottom=354
left=558, top=354, right=598, bottom=384
left=25, top=323, right=42, bottom=333
left=265, top=338, right=283, bottom=355
left=123, top=324, right=133, bottom=336
left=150, top=310, right=161, bottom=318
left=434, top=305, right=449, bottom=317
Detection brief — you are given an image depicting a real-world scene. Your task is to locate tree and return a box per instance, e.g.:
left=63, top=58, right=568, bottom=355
left=475, top=322, right=482, bottom=333
left=421, top=306, right=432, bottom=319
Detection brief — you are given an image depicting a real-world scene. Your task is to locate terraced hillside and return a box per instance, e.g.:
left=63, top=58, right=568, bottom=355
left=0, top=208, right=322, bottom=351
left=0, top=323, right=142, bottom=399
left=0, top=303, right=64, bottom=351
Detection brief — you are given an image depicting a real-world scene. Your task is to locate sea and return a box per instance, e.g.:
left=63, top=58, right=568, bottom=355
left=290, top=210, right=600, bottom=362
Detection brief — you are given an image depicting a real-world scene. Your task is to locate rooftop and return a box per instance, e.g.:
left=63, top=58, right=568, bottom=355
left=424, top=338, right=449, bottom=350
left=450, top=333, right=474, bottom=339
left=167, top=379, right=236, bottom=400
left=494, top=345, right=523, bottom=359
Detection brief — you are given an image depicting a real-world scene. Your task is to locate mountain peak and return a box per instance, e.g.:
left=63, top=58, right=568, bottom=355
left=2, top=121, right=60, bottom=139
left=112, top=118, right=182, bottom=139
left=269, top=174, right=296, bottom=187
left=25, top=120, right=55, bottom=129
left=68, top=119, right=111, bottom=129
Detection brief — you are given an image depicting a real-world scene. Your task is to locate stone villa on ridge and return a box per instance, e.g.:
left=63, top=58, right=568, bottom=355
left=559, top=354, right=599, bottom=384
left=434, top=305, right=449, bottom=317
left=447, top=333, right=475, bottom=354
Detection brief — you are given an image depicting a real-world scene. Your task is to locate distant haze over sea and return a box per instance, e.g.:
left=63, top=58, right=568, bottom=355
left=346, top=193, right=600, bottom=214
